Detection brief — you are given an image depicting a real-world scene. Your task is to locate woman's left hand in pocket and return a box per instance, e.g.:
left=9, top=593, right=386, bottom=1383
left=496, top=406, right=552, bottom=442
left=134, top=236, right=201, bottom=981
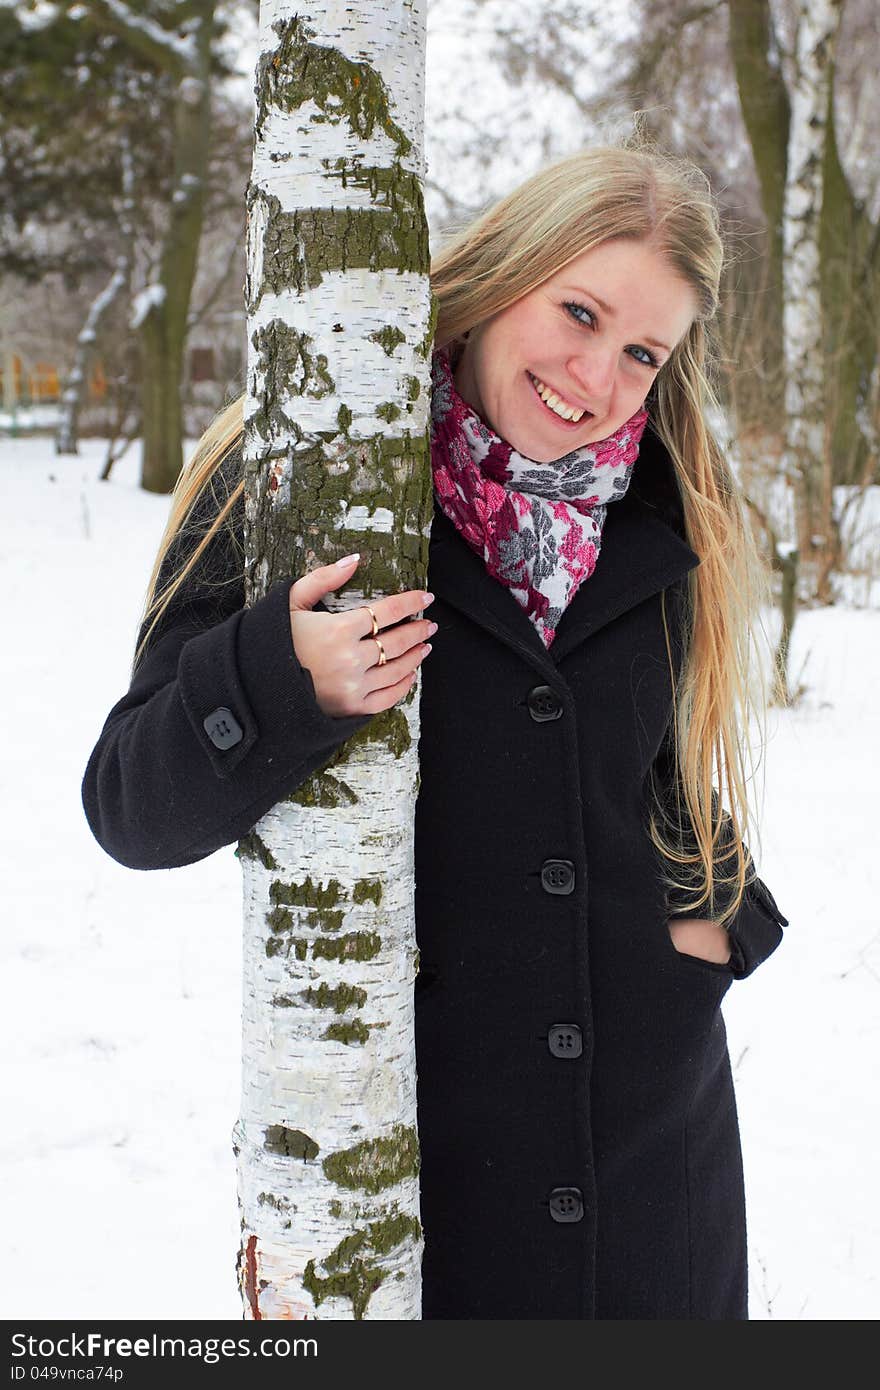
left=667, top=918, right=732, bottom=965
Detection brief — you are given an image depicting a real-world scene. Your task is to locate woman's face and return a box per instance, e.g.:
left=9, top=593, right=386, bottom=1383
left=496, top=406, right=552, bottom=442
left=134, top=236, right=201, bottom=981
left=453, top=238, right=700, bottom=462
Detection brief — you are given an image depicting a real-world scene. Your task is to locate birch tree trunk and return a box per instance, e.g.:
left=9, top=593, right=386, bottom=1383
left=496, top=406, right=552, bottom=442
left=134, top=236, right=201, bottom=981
left=782, top=0, right=845, bottom=599
left=234, top=1, right=433, bottom=1320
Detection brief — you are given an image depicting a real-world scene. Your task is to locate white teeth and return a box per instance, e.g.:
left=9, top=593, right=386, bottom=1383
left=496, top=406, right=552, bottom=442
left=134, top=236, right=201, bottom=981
left=531, top=374, right=585, bottom=422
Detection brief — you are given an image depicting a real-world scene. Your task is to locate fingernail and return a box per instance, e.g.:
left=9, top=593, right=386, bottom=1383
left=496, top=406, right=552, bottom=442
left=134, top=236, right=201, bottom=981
left=427, top=621, right=438, bottom=636
left=337, top=553, right=360, bottom=566
left=423, top=592, right=435, bottom=605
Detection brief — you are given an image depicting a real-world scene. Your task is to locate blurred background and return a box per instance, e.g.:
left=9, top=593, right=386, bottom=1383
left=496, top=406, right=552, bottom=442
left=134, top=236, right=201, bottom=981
left=1, top=0, right=877, bottom=1320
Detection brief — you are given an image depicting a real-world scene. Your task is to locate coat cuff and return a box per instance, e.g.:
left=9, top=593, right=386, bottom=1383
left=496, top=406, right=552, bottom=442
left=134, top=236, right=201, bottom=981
left=177, top=576, right=370, bottom=780
left=726, top=877, right=789, bottom=979
left=668, top=874, right=789, bottom=980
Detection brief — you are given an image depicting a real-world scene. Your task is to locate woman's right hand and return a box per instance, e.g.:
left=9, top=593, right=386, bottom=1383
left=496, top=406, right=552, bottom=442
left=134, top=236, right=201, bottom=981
left=288, top=555, right=436, bottom=718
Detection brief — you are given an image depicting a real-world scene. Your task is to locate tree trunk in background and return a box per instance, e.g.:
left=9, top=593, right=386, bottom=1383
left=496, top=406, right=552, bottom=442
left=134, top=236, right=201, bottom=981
left=235, top=1, right=432, bottom=1319
left=783, top=0, right=845, bottom=602
left=727, top=0, right=790, bottom=423
left=77, top=0, right=216, bottom=493
left=137, top=8, right=213, bottom=493
left=56, top=136, right=135, bottom=457
left=820, top=59, right=879, bottom=493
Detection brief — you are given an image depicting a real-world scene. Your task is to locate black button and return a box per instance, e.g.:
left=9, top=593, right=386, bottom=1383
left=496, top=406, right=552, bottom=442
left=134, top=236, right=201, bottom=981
left=203, top=706, right=243, bottom=750
left=527, top=685, right=563, bottom=722
left=548, top=1024, right=583, bottom=1058
left=549, top=1187, right=584, bottom=1223
left=541, top=859, right=575, bottom=895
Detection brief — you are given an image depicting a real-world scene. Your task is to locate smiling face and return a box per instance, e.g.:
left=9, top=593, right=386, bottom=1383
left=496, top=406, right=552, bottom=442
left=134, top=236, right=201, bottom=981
left=452, top=238, right=700, bottom=462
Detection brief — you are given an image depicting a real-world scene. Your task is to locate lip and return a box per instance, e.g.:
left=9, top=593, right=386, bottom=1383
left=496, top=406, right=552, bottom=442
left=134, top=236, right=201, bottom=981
left=527, top=372, right=594, bottom=428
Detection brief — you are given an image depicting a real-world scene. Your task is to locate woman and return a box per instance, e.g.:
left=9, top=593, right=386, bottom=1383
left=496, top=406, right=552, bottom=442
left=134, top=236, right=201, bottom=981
left=82, top=141, right=789, bottom=1319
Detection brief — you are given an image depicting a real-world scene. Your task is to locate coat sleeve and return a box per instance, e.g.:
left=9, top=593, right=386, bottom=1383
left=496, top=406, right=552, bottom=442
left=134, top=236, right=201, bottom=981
left=80, top=453, right=373, bottom=872
left=651, top=725, right=790, bottom=981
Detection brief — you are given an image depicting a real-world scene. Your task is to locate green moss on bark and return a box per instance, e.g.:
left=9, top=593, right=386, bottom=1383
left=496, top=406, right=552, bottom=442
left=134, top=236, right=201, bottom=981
left=270, top=993, right=299, bottom=1008
left=323, top=1123, right=420, bottom=1195
left=312, top=931, right=382, bottom=963
left=322, top=1212, right=420, bottom=1272
left=266, top=906, right=294, bottom=934
left=249, top=321, right=335, bottom=443
left=255, top=15, right=412, bottom=157
left=248, top=197, right=429, bottom=307
left=369, top=326, right=406, bottom=357
left=306, top=981, right=368, bottom=1013
left=271, top=877, right=344, bottom=908
left=418, top=292, right=439, bottom=358
left=247, top=430, right=431, bottom=603
left=302, top=1256, right=387, bottom=1322
left=236, top=832, right=278, bottom=870
left=323, top=1019, right=371, bottom=1045
left=352, top=878, right=383, bottom=906
left=263, top=1126, right=319, bottom=1161
left=287, top=770, right=358, bottom=808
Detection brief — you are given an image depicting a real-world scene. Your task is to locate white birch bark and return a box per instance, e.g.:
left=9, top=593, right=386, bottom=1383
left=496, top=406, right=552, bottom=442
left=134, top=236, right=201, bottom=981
left=782, top=0, right=845, bottom=568
left=236, top=1, right=431, bottom=1320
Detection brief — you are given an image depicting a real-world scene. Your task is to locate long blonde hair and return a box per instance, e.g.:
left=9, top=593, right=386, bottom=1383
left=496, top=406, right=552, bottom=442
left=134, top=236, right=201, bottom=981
left=134, top=134, right=773, bottom=927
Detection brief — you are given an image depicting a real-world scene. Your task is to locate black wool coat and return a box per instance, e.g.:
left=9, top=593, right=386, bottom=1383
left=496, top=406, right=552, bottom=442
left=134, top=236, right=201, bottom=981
left=82, top=424, right=789, bottom=1320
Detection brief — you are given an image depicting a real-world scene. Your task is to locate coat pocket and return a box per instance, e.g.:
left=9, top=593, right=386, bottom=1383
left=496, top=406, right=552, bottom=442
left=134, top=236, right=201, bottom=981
left=662, top=919, right=735, bottom=998
left=665, top=915, right=734, bottom=971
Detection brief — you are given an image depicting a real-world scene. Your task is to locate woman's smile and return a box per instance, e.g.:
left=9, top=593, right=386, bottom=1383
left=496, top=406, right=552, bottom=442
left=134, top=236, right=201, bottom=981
left=526, top=371, right=594, bottom=429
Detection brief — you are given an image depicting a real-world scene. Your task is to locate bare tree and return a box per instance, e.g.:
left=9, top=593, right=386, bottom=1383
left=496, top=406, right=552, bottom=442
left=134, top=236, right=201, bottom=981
left=72, top=0, right=219, bottom=494
left=56, top=131, right=136, bottom=457
left=782, top=0, right=846, bottom=602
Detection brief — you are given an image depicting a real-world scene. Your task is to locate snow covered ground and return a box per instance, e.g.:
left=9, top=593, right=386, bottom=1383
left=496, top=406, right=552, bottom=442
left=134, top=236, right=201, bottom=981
left=1, top=434, right=878, bottom=1320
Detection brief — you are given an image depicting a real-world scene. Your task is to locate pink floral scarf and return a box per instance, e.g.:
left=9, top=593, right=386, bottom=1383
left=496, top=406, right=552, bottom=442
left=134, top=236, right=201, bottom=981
left=430, top=345, right=649, bottom=647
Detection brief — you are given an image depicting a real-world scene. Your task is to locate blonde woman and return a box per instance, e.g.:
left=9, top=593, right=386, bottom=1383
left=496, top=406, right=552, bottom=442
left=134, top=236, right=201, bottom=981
left=82, top=140, right=789, bottom=1320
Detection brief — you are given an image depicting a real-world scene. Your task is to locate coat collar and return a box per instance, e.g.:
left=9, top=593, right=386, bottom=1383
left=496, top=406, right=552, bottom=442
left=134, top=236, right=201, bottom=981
left=427, top=422, right=701, bottom=676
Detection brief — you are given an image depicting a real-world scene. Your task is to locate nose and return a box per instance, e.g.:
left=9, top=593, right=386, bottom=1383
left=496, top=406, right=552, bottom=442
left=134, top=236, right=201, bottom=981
left=567, top=349, right=616, bottom=409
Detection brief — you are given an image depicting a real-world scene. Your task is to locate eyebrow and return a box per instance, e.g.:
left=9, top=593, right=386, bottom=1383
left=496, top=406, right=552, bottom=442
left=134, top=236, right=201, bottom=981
left=563, top=286, right=672, bottom=354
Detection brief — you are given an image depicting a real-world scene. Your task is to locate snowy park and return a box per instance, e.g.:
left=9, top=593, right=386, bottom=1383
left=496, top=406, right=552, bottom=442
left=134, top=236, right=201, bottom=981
left=1, top=432, right=878, bottom=1319
left=2, top=0, right=878, bottom=1327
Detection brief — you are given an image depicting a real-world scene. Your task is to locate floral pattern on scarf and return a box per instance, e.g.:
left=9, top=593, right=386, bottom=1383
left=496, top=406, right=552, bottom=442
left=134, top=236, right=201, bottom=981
left=430, top=345, right=648, bottom=646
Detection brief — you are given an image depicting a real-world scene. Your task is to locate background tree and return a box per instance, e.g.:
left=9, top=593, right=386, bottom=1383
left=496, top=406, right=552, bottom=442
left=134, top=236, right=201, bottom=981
left=234, top=0, right=433, bottom=1319
left=446, top=0, right=878, bottom=698
left=0, top=1, right=252, bottom=473
left=67, top=0, right=223, bottom=493
left=55, top=129, right=136, bottom=456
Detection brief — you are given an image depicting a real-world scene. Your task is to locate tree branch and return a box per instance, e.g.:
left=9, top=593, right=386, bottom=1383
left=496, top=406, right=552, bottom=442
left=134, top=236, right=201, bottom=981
left=80, top=0, right=196, bottom=77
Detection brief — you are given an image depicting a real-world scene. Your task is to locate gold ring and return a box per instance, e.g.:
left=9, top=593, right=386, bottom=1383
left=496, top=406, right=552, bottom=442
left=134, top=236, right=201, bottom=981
left=373, top=637, right=387, bottom=666
left=363, top=604, right=379, bottom=638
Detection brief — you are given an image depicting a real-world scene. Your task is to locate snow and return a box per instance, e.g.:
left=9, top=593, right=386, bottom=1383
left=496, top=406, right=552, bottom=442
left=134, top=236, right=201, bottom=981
left=129, top=283, right=167, bottom=330
left=1, top=432, right=877, bottom=1320
left=88, top=0, right=198, bottom=65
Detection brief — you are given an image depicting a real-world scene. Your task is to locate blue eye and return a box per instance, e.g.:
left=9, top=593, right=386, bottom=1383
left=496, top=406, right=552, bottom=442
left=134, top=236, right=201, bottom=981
left=562, top=301, right=660, bottom=370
